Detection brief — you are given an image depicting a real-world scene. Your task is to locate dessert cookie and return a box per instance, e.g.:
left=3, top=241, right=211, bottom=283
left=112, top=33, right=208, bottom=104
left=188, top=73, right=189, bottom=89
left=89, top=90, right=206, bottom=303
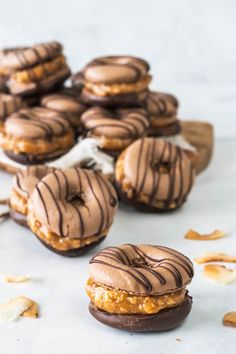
left=27, top=168, right=118, bottom=256
left=10, top=165, right=55, bottom=227
left=41, top=88, right=87, bottom=134
left=115, top=138, right=195, bottom=211
left=87, top=244, right=194, bottom=331
left=142, top=91, right=180, bottom=137
left=0, top=107, right=75, bottom=165
left=0, top=42, right=70, bottom=96
left=0, top=74, right=8, bottom=93
left=75, top=56, right=151, bottom=106
left=0, top=93, right=24, bottom=127
left=81, top=107, right=149, bottom=157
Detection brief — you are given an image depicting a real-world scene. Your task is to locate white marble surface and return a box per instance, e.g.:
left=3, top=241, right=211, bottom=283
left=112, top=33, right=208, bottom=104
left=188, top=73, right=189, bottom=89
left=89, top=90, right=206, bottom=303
left=0, top=0, right=236, bottom=138
left=0, top=140, right=236, bottom=354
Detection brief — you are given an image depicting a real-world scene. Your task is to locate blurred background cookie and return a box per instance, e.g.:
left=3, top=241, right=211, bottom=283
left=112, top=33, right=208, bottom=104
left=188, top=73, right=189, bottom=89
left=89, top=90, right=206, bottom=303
left=75, top=56, right=151, bottom=107
left=81, top=106, right=149, bottom=157
left=0, top=107, right=75, bottom=164
left=0, top=41, right=70, bottom=97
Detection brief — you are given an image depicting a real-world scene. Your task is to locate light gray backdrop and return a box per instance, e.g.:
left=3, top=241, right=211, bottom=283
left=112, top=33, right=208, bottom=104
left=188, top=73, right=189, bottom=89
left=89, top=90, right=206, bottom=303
left=0, top=0, right=235, bottom=138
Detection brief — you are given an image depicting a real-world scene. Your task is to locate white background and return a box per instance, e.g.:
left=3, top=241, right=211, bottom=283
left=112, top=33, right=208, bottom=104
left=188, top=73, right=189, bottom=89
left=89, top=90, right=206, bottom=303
left=0, top=1, right=236, bottom=354
left=0, top=0, right=236, bottom=139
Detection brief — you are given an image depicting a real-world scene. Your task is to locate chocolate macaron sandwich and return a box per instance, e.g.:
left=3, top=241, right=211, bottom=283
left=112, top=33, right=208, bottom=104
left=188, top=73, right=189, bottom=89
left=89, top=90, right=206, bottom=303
left=81, top=106, right=149, bottom=157
left=115, top=138, right=195, bottom=211
left=27, top=167, right=118, bottom=256
left=143, top=91, right=180, bottom=137
left=41, top=88, right=87, bottom=135
left=86, top=244, right=194, bottom=331
left=73, top=56, right=151, bottom=107
left=0, top=107, right=75, bottom=164
left=0, top=41, right=70, bottom=97
left=9, top=165, right=55, bottom=227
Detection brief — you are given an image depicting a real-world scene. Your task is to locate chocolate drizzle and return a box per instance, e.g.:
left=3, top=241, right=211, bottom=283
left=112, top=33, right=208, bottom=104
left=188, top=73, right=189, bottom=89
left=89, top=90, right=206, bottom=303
left=81, top=106, right=149, bottom=139
left=31, top=167, right=118, bottom=239
left=121, top=138, right=195, bottom=209
left=143, top=91, right=179, bottom=116
left=5, top=107, right=71, bottom=140
left=13, top=165, right=55, bottom=200
left=89, top=244, right=194, bottom=295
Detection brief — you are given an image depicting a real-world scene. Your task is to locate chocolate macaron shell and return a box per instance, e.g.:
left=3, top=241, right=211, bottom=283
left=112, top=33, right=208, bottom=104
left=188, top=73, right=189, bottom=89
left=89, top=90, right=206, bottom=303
left=34, top=235, right=107, bottom=257
left=9, top=207, right=28, bottom=228
left=30, top=168, right=118, bottom=239
left=13, top=166, right=56, bottom=200
left=89, top=294, right=192, bottom=332
left=89, top=244, right=194, bottom=296
left=83, top=56, right=150, bottom=85
left=80, top=89, right=148, bottom=107
left=5, top=107, right=72, bottom=140
left=81, top=107, right=149, bottom=140
left=41, top=89, right=87, bottom=116
left=143, top=91, right=179, bottom=117
left=0, top=42, right=63, bottom=70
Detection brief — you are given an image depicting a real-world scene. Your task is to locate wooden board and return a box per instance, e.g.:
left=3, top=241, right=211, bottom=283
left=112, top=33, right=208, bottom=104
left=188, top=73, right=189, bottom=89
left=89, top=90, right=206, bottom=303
left=181, top=120, right=214, bottom=174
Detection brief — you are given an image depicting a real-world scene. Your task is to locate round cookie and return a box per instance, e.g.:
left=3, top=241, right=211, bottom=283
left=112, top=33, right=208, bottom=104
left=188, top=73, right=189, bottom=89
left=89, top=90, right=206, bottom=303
left=10, top=165, right=55, bottom=227
left=86, top=244, right=194, bottom=331
left=41, top=88, right=87, bottom=134
left=0, top=93, right=24, bottom=127
left=27, top=168, right=118, bottom=257
left=74, top=56, right=151, bottom=106
left=81, top=106, right=149, bottom=157
left=115, top=138, right=195, bottom=211
left=142, top=91, right=180, bottom=137
left=0, top=42, right=70, bottom=96
left=0, top=107, right=75, bottom=165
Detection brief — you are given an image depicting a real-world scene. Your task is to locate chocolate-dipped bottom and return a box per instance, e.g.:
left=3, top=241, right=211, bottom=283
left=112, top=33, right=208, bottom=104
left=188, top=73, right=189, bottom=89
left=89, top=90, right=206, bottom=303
left=89, top=294, right=192, bottom=332
left=9, top=208, right=28, bottom=228
left=87, top=244, right=194, bottom=331
left=115, top=138, right=195, bottom=211
left=10, top=166, right=56, bottom=227
left=0, top=42, right=70, bottom=96
left=28, top=168, right=118, bottom=256
left=142, top=91, right=180, bottom=137
left=0, top=107, right=75, bottom=165
left=80, top=89, right=148, bottom=107
left=81, top=107, right=149, bottom=157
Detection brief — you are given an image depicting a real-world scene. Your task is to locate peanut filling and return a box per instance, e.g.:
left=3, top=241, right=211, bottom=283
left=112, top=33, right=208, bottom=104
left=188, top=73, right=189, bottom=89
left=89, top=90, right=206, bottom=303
left=0, top=130, right=74, bottom=155
left=11, top=55, right=67, bottom=84
left=84, top=75, right=151, bottom=97
left=115, top=151, right=178, bottom=209
left=10, top=188, right=28, bottom=215
left=88, top=134, right=135, bottom=151
left=86, top=278, right=186, bottom=315
left=27, top=209, right=108, bottom=251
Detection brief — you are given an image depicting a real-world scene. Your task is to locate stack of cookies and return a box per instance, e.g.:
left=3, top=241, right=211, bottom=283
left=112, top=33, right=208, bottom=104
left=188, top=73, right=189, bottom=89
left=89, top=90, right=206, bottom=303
left=0, top=42, right=203, bottom=216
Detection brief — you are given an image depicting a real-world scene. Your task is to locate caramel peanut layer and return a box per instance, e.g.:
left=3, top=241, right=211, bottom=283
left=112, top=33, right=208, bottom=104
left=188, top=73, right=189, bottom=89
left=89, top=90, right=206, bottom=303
left=86, top=278, right=186, bottom=315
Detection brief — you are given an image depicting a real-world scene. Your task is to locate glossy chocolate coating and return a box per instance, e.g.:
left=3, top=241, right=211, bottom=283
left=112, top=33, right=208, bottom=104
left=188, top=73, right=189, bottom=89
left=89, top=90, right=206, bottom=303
left=89, top=294, right=192, bottom=332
